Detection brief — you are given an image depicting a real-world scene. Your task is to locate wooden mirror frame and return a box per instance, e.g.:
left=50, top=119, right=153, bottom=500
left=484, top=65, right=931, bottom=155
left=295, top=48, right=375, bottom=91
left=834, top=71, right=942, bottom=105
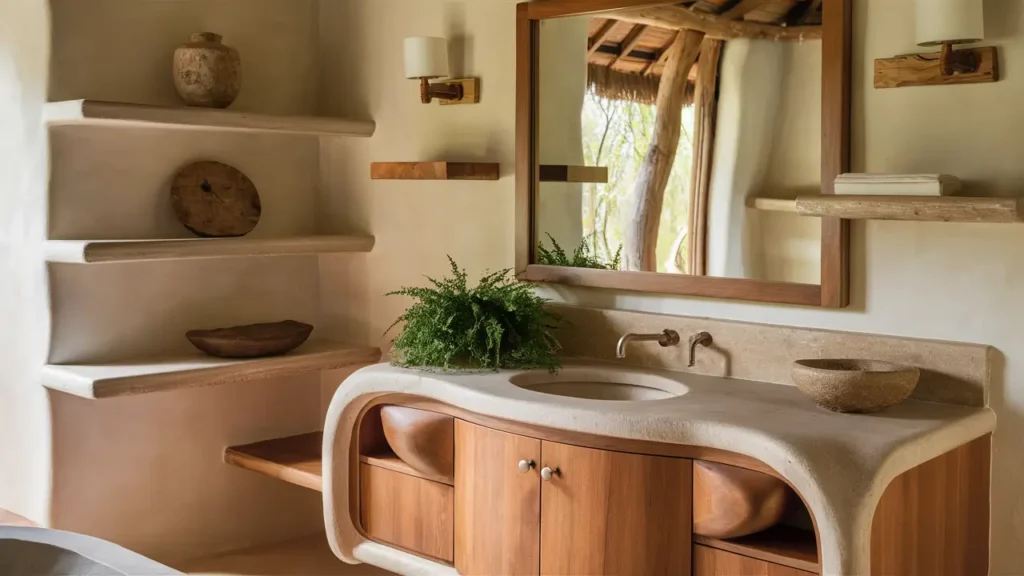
left=515, top=0, right=852, bottom=308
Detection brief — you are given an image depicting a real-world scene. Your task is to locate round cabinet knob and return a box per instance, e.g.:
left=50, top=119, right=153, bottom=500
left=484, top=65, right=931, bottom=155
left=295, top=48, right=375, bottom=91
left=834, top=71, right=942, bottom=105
left=540, top=467, right=559, bottom=481
left=518, top=460, right=536, bottom=473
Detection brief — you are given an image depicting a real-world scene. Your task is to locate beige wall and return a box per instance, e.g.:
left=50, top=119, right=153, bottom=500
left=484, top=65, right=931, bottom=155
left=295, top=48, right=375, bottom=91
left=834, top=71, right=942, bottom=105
left=318, top=0, right=1024, bottom=572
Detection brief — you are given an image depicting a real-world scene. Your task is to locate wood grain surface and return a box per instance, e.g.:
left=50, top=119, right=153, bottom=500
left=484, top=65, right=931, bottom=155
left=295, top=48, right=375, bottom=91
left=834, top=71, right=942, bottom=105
left=693, top=460, right=792, bottom=538
left=170, top=160, right=261, bottom=237
left=359, top=463, right=455, bottom=563
left=694, top=526, right=820, bottom=573
left=186, top=320, right=313, bottom=359
left=875, top=46, right=998, bottom=89
left=370, top=162, right=498, bottom=180
left=693, top=544, right=816, bottom=576
left=796, top=195, right=1024, bottom=222
left=224, top=432, right=323, bottom=491
left=380, top=405, right=455, bottom=482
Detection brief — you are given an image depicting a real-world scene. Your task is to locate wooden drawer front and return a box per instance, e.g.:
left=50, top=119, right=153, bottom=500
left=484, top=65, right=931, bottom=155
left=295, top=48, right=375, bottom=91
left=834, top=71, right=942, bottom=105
left=693, top=545, right=815, bottom=576
left=359, top=463, right=454, bottom=562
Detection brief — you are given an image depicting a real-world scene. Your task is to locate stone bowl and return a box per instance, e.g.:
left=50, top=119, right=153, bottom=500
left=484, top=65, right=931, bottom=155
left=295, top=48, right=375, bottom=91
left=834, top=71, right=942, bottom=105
left=791, top=359, right=920, bottom=413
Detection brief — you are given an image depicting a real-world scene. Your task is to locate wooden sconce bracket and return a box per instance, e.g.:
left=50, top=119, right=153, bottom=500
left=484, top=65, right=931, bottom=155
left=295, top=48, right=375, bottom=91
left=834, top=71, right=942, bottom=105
left=875, top=45, right=999, bottom=89
left=419, top=78, right=480, bottom=105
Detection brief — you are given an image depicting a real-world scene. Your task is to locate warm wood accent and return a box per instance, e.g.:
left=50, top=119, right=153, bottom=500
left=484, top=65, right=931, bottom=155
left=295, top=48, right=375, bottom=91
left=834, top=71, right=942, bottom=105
left=538, top=165, right=609, bottom=183
left=609, top=24, right=647, bottom=70
left=623, top=29, right=704, bottom=272
left=820, top=0, right=852, bottom=308
left=749, top=197, right=799, bottom=213
left=370, top=162, right=499, bottom=181
left=454, top=420, right=541, bottom=576
left=875, top=46, right=999, bottom=89
left=515, top=3, right=537, bottom=275
left=870, top=434, right=990, bottom=576
left=224, top=432, right=323, bottom=492
left=695, top=526, right=819, bottom=573
left=613, top=5, right=821, bottom=41
left=687, top=37, right=722, bottom=276
left=521, top=265, right=823, bottom=306
left=588, top=19, right=618, bottom=57
left=644, top=31, right=679, bottom=77
left=42, top=341, right=382, bottom=399
left=693, top=544, right=816, bottom=576
left=359, top=463, right=455, bottom=563
left=795, top=195, right=1024, bottom=223
left=693, top=460, right=792, bottom=539
left=171, top=161, right=260, bottom=238
left=44, top=235, right=376, bottom=264
left=45, top=100, right=375, bottom=137
left=380, top=405, right=455, bottom=482
left=517, top=0, right=850, bottom=307
left=0, top=509, right=39, bottom=527
left=540, top=440, right=692, bottom=575
left=359, top=453, right=454, bottom=486
left=437, top=78, right=481, bottom=106
left=186, top=320, right=313, bottom=359
left=721, top=0, right=772, bottom=20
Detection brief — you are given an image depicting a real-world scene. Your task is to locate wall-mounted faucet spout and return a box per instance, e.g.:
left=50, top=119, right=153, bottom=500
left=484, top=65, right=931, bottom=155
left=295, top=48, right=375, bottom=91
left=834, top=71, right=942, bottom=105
left=616, top=330, right=680, bottom=359
left=688, top=332, right=713, bottom=367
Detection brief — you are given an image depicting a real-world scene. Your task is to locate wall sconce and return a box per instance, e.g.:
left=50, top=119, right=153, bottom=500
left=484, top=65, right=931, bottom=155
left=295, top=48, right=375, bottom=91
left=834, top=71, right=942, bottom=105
left=874, top=0, right=999, bottom=89
left=404, top=36, right=479, bottom=105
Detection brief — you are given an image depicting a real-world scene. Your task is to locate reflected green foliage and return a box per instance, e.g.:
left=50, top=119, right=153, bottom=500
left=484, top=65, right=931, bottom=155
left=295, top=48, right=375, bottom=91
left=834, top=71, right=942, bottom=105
left=386, top=257, right=562, bottom=372
left=581, top=90, right=696, bottom=273
left=536, top=233, right=622, bottom=270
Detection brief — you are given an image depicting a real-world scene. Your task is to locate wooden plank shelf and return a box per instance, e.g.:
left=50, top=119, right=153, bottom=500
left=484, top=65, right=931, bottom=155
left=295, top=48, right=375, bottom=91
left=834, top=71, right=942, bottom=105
left=694, top=526, right=819, bottom=573
left=42, top=341, right=382, bottom=399
left=45, top=100, right=376, bottom=137
left=749, top=197, right=798, bottom=213
left=795, top=195, right=1024, bottom=223
left=360, top=452, right=455, bottom=486
left=370, top=162, right=499, bottom=181
left=539, top=165, right=609, bottom=183
left=44, top=235, right=375, bottom=264
left=225, top=432, right=324, bottom=492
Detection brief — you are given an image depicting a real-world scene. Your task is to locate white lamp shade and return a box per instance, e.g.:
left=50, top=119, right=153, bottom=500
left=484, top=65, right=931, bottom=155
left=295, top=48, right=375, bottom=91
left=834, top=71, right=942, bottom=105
left=916, top=0, right=984, bottom=46
left=404, top=36, right=450, bottom=79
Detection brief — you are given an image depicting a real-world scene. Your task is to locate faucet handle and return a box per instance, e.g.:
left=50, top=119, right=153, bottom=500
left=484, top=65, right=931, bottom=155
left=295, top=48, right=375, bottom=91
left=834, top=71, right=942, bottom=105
left=660, top=330, right=681, bottom=347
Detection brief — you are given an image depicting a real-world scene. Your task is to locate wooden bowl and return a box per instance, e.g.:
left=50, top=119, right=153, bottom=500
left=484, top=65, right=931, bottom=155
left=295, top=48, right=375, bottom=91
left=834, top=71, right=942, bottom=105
left=380, top=406, right=454, bottom=479
left=792, top=359, right=920, bottom=413
left=186, top=320, right=313, bottom=359
left=693, top=461, right=793, bottom=539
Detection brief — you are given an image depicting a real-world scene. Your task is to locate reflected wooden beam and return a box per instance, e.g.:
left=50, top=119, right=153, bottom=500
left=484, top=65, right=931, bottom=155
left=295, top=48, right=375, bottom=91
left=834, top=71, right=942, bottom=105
left=720, top=0, right=771, bottom=20
left=623, top=29, right=705, bottom=272
left=610, top=24, right=649, bottom=70
left=642, top=31, right=679, bottom=77
left=615, top=5, right=822, bottom=41
left=587, top=20, right=618, bottom=57
left=687, top=38, right=724, bottom=276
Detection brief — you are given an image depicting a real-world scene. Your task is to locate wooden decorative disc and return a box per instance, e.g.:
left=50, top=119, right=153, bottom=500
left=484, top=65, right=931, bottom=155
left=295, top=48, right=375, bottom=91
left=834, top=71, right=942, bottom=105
left=170, top=160, right=261, bottom=237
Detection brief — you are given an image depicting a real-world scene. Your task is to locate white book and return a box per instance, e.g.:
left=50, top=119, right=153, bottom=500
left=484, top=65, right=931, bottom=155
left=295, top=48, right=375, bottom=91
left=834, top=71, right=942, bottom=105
left=834, top=174, right=961, bottom=196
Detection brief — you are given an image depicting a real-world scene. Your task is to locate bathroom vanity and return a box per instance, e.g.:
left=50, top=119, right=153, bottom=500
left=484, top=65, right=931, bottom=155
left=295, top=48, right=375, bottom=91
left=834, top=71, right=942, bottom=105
left=321, top=362, right=994, bottom=576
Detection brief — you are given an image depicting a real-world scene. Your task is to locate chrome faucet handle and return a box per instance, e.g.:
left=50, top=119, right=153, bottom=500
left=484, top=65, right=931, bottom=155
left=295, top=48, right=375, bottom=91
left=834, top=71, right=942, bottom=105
left=616, top=329, right=680, bottom=359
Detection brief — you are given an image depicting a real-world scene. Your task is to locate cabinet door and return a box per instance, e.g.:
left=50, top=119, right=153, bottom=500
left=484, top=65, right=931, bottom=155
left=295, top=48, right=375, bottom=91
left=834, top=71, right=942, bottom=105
left=454, top=421, right=541, bottom=575
left=540, top=441, right=692, bottom=576
left=693, top=545, right=816, bottom=576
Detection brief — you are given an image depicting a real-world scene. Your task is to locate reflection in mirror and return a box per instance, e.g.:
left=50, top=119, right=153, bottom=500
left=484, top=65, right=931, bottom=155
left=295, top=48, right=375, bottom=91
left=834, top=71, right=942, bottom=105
left=535, top=1, right=823, bottom=283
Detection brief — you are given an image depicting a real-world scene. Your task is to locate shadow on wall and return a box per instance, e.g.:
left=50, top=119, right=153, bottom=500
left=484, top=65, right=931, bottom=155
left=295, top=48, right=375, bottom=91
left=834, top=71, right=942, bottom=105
left=985, top=0, right=1023, bottom=39
left=445, top=2, right=474, bottom=78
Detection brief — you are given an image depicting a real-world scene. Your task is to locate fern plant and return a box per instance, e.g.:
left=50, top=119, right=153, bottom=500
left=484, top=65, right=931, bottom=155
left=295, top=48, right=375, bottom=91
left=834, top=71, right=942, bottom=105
left=536, top=234, right=621, bottom=270
left=386, top=257, right=562, bottom=372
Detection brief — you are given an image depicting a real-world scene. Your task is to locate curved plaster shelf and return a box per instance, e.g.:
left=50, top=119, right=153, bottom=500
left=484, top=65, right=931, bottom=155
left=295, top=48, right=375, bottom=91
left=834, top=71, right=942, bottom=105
left=45, top=100, right=376, bottom=138
left=42, top=341, right=382, bottom=399
left=44, top=235, right=375, bottom=264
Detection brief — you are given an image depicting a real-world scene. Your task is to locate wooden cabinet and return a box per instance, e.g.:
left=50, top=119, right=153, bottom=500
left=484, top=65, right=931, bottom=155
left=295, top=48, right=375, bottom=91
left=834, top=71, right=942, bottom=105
left=693, top=545, right=816, bottom=576
left=359, top=463, right=454, bottom=561
left=454, top=420, right=541, bottom=576
left=540, top=441, right=693, bottom=575
left=454, top=421, right=692, bottom=576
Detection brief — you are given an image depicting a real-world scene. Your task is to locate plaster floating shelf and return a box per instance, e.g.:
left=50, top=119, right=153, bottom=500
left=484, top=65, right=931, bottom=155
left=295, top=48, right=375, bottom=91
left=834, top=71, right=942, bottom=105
left=225, top=432, right=324, bottom=492
left=42, top=341, right=382, bottom=399
left=748, top=197, right=799, bottom=213
left=45, top=100, right=376, bottom=137
left=694, top=526, right=818, bottom=573
left=539, top=165, right=609, bottom=183
left=370, top=162, right=499, bottom=181
left=44, top=235, right=376, bottom=264
left=795, top=195, right=1024, bottom=223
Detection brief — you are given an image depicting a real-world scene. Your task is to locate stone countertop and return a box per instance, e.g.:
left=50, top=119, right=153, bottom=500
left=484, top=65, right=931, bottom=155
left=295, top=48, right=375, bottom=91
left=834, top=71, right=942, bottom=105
left=322, top=362, right=995, bottom=576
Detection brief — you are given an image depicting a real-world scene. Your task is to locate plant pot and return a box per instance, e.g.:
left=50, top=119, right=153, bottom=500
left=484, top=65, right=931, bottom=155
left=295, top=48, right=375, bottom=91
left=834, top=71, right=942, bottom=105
left=173, top=32, right=241, bottom=108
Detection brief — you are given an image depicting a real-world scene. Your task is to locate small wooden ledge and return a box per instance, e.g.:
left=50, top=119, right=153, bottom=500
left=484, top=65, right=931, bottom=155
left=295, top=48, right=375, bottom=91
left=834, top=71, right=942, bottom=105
left=539, top=165, right=609, bottom=183
left=795, top=195, right=1024, bottom=223
left=45, top=100, right=376, bottom=137
left=45, top=235, right=376, bottom=264
left=360, top=452, right=455, bottom=486
left=225, top=432, right=324, bottom=492
left=695, top=526, right=819, bottom=573
left=748, top=197, right=798, bottom=213
left=370, top=162, right=499, bottom=181
left=42, top=341, right=382, bottom=399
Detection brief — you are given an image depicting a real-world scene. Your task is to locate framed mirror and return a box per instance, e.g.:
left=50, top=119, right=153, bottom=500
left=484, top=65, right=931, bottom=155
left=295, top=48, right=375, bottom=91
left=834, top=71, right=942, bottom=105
left=515, top=0, right=851, bottom=307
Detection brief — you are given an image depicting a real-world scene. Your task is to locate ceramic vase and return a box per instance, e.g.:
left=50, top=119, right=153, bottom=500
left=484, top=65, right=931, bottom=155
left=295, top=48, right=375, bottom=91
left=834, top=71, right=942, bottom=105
left=173, top=32, right=241, bottom=108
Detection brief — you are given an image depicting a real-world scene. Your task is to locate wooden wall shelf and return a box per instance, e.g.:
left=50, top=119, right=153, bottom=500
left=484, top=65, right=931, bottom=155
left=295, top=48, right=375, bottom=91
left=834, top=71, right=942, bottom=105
left=44, top=235, right=375, bottom=264
left=42, top=341, right=382, bottom=399
left=539, top=165, right=609, bottom=183
left=370, top=162, right=499, bottom=181
left=694, top=526, right=818, bottom=573
left=795, top=195, right=1024, bottom=223
left=45, top=100, right=376, bottom=137
left=225, top=432, right=324, bottom=492
left=748, top=197, right=798, bottom=213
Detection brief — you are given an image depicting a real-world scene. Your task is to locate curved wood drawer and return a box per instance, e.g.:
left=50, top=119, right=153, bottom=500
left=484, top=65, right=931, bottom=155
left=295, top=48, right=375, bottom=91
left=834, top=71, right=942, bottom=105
left=693, top=460, right=793, bottom=539
left=380, top=405, right=455, bottom=480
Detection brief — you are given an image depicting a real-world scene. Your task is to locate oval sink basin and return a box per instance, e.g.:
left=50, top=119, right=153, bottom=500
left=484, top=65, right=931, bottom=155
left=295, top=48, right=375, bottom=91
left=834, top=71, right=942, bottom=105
left=510, top=366, right=688, bottom=402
